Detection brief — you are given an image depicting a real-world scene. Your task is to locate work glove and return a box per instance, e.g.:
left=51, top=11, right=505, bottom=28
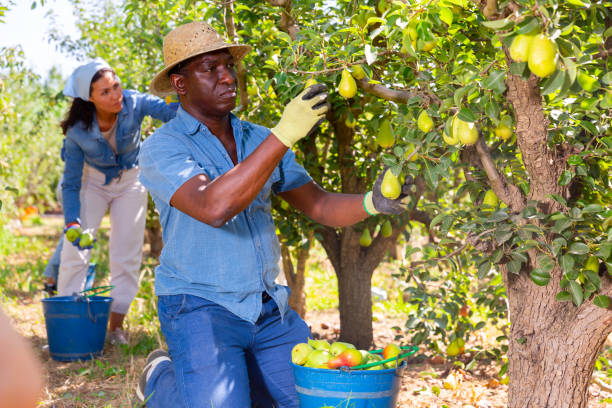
left=271, top=84, right=329, bottom=147
left=63, top=224, right=96, bottom=250
left=363, top=168, right=416, bottom=215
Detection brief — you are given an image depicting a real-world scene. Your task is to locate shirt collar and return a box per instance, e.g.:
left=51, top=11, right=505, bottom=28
left=176, top=106, right=242, bottom=140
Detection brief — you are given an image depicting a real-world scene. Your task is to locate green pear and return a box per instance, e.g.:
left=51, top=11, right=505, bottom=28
left=381, top=169, right=401, bottom=200
left=509, top=34, right=535, bottom=62
left=381, top=220, right=392, bottom=237
left=376, top=119, right=395, bottom=148
left=360, top=227, right=373, bottom=247
left=291, top=343, right=314, bottom=365
left=338, top=69, right=357, bottom=99
left=329, top=341, right=356, bottom=357
left=304, top=349, right=331, bottom=368
left=307, top=338, right=330, bottom=351
left=528, top=34, right=557, bottom=78
left=417, top=110, right=434, bottom=133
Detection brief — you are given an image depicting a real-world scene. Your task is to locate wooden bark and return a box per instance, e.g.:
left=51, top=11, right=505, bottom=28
left=503, top=264, right=612, bottom=408
left=280, top=233, right=312, bottom=318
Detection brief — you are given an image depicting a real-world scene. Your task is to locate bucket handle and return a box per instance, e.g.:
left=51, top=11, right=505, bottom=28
left=79, top=285, right=114, bottom=298
left=351, top=345, right=418, bottom=371
left=80, top=285, right=114, bottom=324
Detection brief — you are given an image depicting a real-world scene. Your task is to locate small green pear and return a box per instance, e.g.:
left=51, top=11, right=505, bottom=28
left=377, top=119, right=395, bottom=148
left=381, top=169, right=401, bottom=200
left=528, top=34, right=557, bottom=78
left=351, top=65, right=367, bottom=80
left=417, top=110, right=434, bottom=133
left=509, top=34, right=535, bottom=62
left=338, top=69, right=357, bottom=99
left=360, top=227, right=373, bottom=247
left=381, top=220, right=392, bottom=237
left=482, top=189, right=499, bottom=209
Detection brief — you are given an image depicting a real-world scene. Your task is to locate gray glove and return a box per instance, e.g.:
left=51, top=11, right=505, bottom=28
left=364, top=168, right=416, bottom=215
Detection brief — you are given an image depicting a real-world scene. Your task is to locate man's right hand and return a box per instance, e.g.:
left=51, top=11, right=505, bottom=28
left=64, top=224, right=95, bottom=250
left=271, top=84, right=329, bottom=147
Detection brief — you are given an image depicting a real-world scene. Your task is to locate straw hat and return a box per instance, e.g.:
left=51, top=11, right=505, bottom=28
left=150, top=21, right=251, bottom=97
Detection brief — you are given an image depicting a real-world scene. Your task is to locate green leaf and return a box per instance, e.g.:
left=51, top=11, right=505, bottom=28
left=481, top=18, right=513, bottom=31
left=495, top=230, right=513, bottom=245
left=565, top=0, right=587, bottom=6
left=478, top=261, right=491, bottom=279
left=509, top=62, right=529, bottom=78
left=537, top=254, right=554, bottom=272
left=596, top=242, right=612, bottom=259
left=507, top=259, right=522, bottom=274
left=593, top=295, right=610, bottom=309
left=556, top=291, right=572, bottom=302
left=551, top=237, right=566, bottom=256
left=439, top=7, right=453, bottom=26
left=560, top=254, right=575, bottom=274
left=584, top=270, right=601, bottom=290
left=484, top=70, right=507, bottom=94
left=552, top=218, right=573, bottom=234
left=558, top=170, right=573, bottom=186
left=579, top=120, right=597, bottom=135
left=541, top=69, right=565, bottom=95
left=569, top=281, right=583, bottom=306
left=457, top=108, right=476, bottom=123
left=568, top=242, right=589, bottom=255
left=516, top=17, right=540, bottom=35
left=488, top=211, right=509, bottom=222
left=582, top=204, right=603, bottom=213
left=530, top=269, right=550, bottom=286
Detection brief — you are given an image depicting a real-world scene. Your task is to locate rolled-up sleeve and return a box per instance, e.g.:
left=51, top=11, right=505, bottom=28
left=139, top=134, right=205, bottom=206
left=272, top=148, right=312, bottom=194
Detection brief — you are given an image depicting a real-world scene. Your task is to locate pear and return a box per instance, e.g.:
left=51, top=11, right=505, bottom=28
left=442, top=131, right=459, bottom=146
left=528, top=34, right=557, bottom=78
left=381, top=220, right=392, bottom=237
left=360, top=227, right=373, bottom=247
left=509, top=34, right=535, bottom=62
left=305, top=77, right=317, bottom=88
left=308, top=338, right=330, bottom=351
left=65, top=226, right=82, bottom=243
left=584, top=256, right=599, bottom=273
left=377, top=119, right=395, bottom=148
left=79, top=232, right=94, bottom=247
left=338, top=68, right=357, bottom=99
left=351, top=65, right=367, bottom=80
left=345, top=116, right=357, bottom=128
left=404, top=144, right=418, bottom=162
left=381, top=169, right=401, bottom=200
left=452, top=116, right=478, bottom=145
left=421, top=38, right=437, bottom=52
left=417, top=110, right=434, bottom=133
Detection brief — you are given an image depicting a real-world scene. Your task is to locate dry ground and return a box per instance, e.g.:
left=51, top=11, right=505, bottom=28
left=3, top=215, right=612, bottom=407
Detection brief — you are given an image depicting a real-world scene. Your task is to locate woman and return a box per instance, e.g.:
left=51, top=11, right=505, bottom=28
left=58, top=58, right=177, bottom=345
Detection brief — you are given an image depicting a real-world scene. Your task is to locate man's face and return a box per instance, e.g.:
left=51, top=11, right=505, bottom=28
left=175, top=49, right=237, bottom=117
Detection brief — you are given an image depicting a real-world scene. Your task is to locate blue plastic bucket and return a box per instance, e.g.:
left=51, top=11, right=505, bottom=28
left=42, top=295, right=113, bottom=361
left=292, top=362, right=405, bottom=408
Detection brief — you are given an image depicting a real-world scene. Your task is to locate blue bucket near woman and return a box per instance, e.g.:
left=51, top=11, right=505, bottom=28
left=42, top=286, right=113, bottom=361
left=292, top=362, right=406, bottom=408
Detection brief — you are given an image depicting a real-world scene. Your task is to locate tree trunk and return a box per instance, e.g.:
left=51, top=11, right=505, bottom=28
left=504, top=265, right=612, bottom=408
left=318, top=224, right=405, bottom=349
left=145, top=218, right=163, bottom=259
left=280, top=234, right=312, bottom=318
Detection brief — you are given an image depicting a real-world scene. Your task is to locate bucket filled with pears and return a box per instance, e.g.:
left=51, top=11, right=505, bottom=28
left=291, top=338, right=417, bottom=408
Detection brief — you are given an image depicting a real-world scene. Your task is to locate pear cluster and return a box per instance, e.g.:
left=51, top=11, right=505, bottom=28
left=291, top=338, right=405, bottom=370
left=510, top=33, right=558, bottom=78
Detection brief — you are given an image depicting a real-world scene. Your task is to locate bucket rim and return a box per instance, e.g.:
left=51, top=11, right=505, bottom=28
left=291, top=361, right=407, bottom=374
left=42, top=295, right=113, bottom=303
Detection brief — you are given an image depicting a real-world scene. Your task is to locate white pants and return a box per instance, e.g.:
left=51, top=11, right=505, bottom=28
left=58, top=165, right=147, bottom=314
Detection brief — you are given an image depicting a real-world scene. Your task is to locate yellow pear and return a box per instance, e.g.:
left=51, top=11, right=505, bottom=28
left=528, top=34, right=557, bottom=78
left=495, top=124, right=512, bottom=141
left=404, top=144, right=418, bottom=162
left=417, top=110, right=434, bottom=133
left=509, top=34, right=535, bottom=62
left=381, top=169, right=401, bottom=199
left=351, top=65, right=367, bottom=80
left=421, top=38, right=437, bottom=52
left=305, top=77, right=317, bottom=88
left=443, top=131, right=459, bottom=145
left=360, top=227, right=373, bottom=247
left=338, top=69, right=357, bottom=99
left=345, top=116, right=357, bottom=128
left=452, top=116, right=478, bottom=145
left=377, top=119, right=395, bottom=148
left=381, top=220, right=392, bottom=237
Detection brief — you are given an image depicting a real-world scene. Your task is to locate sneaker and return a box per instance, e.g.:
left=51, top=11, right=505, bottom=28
left=107, top=329, right=128, bottom=345
left=136, top=349, right=171, bottom=404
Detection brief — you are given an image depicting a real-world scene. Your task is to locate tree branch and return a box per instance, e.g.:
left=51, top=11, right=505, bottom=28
left=223, top=2, right=248, bottom=111
left=266, top=0, right=299, bottom=40
left=474, top=137, right=526, bottom=212
left=355, top=78, right=442, bottom=106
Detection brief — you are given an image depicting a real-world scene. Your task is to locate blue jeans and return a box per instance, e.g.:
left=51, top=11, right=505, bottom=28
left=144, top=294, right=311, bottom=408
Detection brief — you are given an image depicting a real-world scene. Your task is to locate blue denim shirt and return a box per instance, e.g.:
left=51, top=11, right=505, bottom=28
left=138, top=107, right=312, bottom=323
left=61, top=90, right=177, bottom=224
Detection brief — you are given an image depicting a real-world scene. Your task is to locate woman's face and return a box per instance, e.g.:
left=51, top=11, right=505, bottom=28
left=89, top=71, right=123, bottom=115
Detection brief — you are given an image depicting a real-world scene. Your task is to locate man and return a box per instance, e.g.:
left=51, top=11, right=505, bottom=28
left=137, top=21, right=412, bottom=407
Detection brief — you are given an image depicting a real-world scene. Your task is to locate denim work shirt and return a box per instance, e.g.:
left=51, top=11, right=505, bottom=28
left=139, top=107, right=312, bottom=323
left=61, top=89, right=177, bottom=224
